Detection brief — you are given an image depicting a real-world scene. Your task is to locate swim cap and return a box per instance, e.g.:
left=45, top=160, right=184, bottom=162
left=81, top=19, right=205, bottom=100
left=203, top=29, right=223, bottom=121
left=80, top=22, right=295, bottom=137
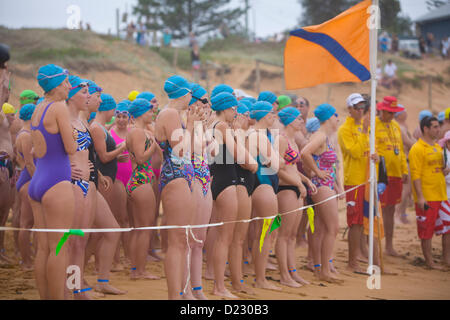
left=67, top=75, right=87, bottom=100
left=445, top=108, right=450, bottom=120
left=19, top=103, right=36, bottom=121
left=277, top=95, right=292, bottom=110
left=98, top=93, right=116, bottom=112
left=314, top=103, right=336, bottom=123
left=87, top=80, right=102, bottom=95
left=136, top=91, right=155, bottom=103
left=116, top=100, right=131, bottom=113
left=258, top=91, right=277, bottom=105
left=419, top=110, right=433, bottom=122
left=106, top=116, right=115, bottom=125
left=438, top=111, right=445, bottom=122
left=37, top=64, right=69, bottom=93
left=238, top=99, right=252, bottom=110
left=250, top=101, right=273, bottom=121
left=36, top=97, right=44, bottom=105
left=237, top=102, right=250, bottom=115
left=211, top=84, right=234, bottom=98
left=189, top=83, right=207, bottom=106
left=2, top=102, right=16, bottom=114
left=129, top=98, right=153, bottom=119
left=306, top=117, right=320, bottom=133
left=211, top=92, right=237, bottom=112
left=164, top=75, right=191, bottom=100
left=278, top=106, right=300, bottom=126
left=19, top=90, right=39, bottom=105
left=88, top=112, right=96, bottom=123
left=241, top=96, right=257, bottom=105
left=128, top=90, right=140, bottom=101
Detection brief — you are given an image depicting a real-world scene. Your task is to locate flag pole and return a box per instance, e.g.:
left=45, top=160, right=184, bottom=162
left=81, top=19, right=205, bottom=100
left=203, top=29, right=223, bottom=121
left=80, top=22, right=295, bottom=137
left=368, top=0, right=379, bottom=272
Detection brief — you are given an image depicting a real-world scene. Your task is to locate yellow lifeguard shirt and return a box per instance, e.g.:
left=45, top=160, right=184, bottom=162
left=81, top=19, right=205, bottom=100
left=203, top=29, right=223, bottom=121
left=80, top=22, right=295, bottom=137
left=375, top=117, right=408, bottom=178
left=409, top=138, right=447, bottom=202
left=338, top=116, right=370, bottom=186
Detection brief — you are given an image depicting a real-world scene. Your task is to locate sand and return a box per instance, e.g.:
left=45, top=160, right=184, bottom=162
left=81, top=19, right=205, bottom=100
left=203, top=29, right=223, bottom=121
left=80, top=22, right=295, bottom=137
left=1, top=203, right=449, bottom=300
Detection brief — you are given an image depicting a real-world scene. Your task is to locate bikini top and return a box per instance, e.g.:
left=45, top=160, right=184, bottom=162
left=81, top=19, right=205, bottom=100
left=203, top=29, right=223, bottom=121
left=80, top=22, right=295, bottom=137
left=73, top=120, right=92, bottom=152
left=283, top=136, right=299, bottom=165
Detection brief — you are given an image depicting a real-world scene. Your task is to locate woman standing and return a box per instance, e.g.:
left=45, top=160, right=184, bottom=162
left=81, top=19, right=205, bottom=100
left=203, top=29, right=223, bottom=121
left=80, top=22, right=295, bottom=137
left=301, top=103, right=343, bottom=283
left=15, top=103, right=36, bottom=271
left=28, top=64, right=77, bottom=299
left=275, top=107, right=316, bottom=287
left=126, top=98, right=159, bottom=280
left=155, top=75, right=197, bottom=300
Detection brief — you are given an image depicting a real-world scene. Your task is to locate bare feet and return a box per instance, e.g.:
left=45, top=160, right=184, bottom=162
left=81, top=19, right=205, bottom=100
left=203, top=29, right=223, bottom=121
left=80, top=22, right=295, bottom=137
left=243, top=262, right=254, bottom=276
left=95, top=282, right=127, bottom=295
left=254, top=278, right=282, bottom=291
left=346, top=263, right=368, bottom=275
left=212, top=287, right=238, bottom=299
left=330, top=262, right=339, bottom=274
left=290, top=271, right=310, bottom=285
left=147, top=250, right=163, bottom=262
left=204, top=269, right=215, bottom=280
left=192, top=288, right=209, bottom=300
left=130, top=271, right=161, bottom=280
left=425, top=262, right=445, bottom=271
left=181, top=290, right=197, bottom=300
left=231, top=282, right=255, bottom=295
left=357, top=255, right=368, bottom=263
left=21, top=264, right=34, bottom=272
left=280, top=277, right=301, bottom=288
left=305, top=260, right=314, bottom=272
left=385, top=248, right=402, bottom=257
left=399, top=213, right=410, bottom=224
left=266, top=261, right=278, bottom=271
left=319, top=272, right=344, bottom=284
left=111, top=263, right=124, bottom=272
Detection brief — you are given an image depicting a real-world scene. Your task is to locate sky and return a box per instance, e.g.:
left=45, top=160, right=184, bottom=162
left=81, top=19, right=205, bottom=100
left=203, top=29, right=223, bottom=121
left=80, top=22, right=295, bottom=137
left=0, top=0, right=430, bottom=38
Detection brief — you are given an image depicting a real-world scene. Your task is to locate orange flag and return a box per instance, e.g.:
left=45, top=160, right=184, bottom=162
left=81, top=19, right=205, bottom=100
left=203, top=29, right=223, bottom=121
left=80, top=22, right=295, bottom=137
left=284, top=0, right=371, bottom=89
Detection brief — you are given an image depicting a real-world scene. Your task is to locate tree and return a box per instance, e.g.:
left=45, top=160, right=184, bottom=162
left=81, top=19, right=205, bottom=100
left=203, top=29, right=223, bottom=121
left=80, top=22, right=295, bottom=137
left=133, top=0, right=247, bottom=40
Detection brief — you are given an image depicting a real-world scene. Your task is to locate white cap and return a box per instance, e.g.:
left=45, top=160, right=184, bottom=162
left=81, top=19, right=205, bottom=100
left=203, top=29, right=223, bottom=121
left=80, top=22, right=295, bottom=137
left=346, top=93, right=365, bottom=107
left=234, top=89, right=251, bottom=99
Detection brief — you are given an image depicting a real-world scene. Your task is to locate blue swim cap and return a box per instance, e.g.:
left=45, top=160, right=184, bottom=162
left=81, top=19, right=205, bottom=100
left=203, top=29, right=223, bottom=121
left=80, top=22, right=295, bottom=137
left=250, top=101, right=273, bottom=121
left=98, top=93, right=116, bottom=112
left=306, top=117, right=320, bottom=133
left=19, top=103, right=36, bottom=121
left=438, top=111, right=445, bottom=122
left=238, top=99, right=253, bottom=110
left=211, top=84, right=234, bottom=98
left=116, top=99, right=131, bottom=113
left=136, top=91, right=156, bottom=103
left=86, top=80, right=103, bottom=95
left=241, top=97, right=257, bottom=105
left=88, top=112, right=96, bottom=123
left=37, top=64, right=69, bottom=93
left=129, top=98, right=153, bottom=119
left=36, top=97, right=44, bottom=105
left=419, top=110, right=433, bottom=122
left=67, top=75, right=87, bottom=100
left=189, top=83, right=208, bottom=106
left=314, top=103, right=336, bottom=123
left=211, top=92, right=237, bottom=112
left=258, top=91, right=277, bottom=105
left=278, top=106, right=300, bottom=126
left=164, top=75, right=191, bottom=100
left=237, top=102, right=250, bottom=115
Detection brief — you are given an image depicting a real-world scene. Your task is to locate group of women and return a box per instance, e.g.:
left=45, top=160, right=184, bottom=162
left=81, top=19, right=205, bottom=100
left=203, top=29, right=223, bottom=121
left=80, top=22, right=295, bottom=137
left=5, top=63, right=345, bottom=300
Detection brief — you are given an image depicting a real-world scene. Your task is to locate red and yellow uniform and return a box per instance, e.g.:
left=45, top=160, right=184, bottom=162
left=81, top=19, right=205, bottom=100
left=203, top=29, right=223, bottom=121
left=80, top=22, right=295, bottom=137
left=375, top=117, right=408, bottom=207
left=409, top=138, right=447, bottom=239
left=338, top=116, right=370, bottom=227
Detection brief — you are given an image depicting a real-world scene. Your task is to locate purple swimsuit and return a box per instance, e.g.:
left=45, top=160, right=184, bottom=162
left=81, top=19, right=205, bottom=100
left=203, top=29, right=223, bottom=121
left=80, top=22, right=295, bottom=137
left=28, top=102, right=71, bottom=202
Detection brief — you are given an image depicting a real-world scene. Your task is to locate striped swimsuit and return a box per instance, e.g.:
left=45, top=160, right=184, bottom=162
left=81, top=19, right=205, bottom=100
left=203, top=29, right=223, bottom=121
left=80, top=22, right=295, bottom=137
left=311, top=138, right=337, bottom=190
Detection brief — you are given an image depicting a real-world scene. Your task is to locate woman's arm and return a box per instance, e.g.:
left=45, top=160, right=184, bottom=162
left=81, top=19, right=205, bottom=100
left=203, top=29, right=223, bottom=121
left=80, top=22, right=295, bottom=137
left=55, top=101, right=77, bottom=155
left=300, top=132, right=330, bottom=179
left=90, top=123, right=126, bottom=163
left=20, top=134, right=36, bottom=176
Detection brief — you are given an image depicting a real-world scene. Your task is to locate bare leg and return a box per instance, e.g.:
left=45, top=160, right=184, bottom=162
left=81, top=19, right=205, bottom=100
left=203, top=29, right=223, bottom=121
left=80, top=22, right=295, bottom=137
left=347, top=224, right=365, bottom=273
left=18, top=184, right=34, bottom=270
left=204, top=204, right=217, bottom=280
left=382, top=205, right=401, bottom=257
left=296, top=213, right=308, bottom=248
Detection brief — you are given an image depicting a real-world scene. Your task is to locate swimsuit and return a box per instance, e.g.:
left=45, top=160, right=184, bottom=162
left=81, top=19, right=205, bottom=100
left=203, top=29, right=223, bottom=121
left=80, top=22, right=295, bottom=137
left=209, top=122, right=238, bottom=201
left=96, top=123, right=117, bottom=182
left=254, top=129, right=279, bottom=194
left=311, top=137, right=337, bottom=190
left=71, top=123, right=92, bottom=197
left=111, top=128, right=133, bottom=187
left=278, top=137, right=301, bottom=198
left=157, top=139, right=194, bottom=193
left=235, top=131, right=255, bottom=197
left=28, top=102, right=71, bottom=202
left=126, top=136, right=155, bottom=195
left=15, top=130, right=36, bottom=192
left=87, top=128, right=99, bottom=188
left=0, top=152, right=13, bottom=180
left=192, top=153, right=211, bottom=197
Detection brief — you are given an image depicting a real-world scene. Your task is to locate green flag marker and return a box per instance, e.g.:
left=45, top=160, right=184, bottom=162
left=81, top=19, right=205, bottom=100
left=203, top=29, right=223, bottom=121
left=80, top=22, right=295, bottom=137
left=269, top=214, right=281, bottom=234
left=55, top=229, right=85, bottom=256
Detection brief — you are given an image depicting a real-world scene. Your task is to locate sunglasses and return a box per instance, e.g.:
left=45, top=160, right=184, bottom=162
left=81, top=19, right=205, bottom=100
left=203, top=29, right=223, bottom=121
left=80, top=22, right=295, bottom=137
left=192, top=96, right=209, bottom=104
left=38, top=69, right=69, bottom=80
left=115, top=110, right=130, bottom=117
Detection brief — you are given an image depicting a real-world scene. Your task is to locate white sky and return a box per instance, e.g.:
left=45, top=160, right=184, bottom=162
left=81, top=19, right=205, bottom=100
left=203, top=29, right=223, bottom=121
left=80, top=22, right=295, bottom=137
left=0, top=0, right=430, bottom=38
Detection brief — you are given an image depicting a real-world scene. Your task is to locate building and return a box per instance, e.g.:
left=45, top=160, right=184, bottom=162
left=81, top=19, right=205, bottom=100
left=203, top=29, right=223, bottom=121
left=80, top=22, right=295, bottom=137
left=415, top=3, right=450, bottom=48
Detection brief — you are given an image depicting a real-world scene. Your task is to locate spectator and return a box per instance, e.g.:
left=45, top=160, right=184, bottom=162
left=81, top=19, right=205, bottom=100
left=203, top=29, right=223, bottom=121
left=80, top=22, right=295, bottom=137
left=426, top=32, right=434, bottom=54
left=383, top=59, right=398, bottom=89
left=191, top=44, right=201, bottom=82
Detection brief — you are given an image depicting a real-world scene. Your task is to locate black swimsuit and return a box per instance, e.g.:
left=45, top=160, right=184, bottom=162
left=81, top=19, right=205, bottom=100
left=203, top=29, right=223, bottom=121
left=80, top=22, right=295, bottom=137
left=97, top=124, right=117, bottom=182
left=209, top=122, right=238, bottom=201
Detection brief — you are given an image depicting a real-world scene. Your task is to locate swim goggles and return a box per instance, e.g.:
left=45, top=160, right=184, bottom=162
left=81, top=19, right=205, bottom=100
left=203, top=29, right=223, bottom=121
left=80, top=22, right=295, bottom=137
left=37, top=69, right=69, bottom=79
